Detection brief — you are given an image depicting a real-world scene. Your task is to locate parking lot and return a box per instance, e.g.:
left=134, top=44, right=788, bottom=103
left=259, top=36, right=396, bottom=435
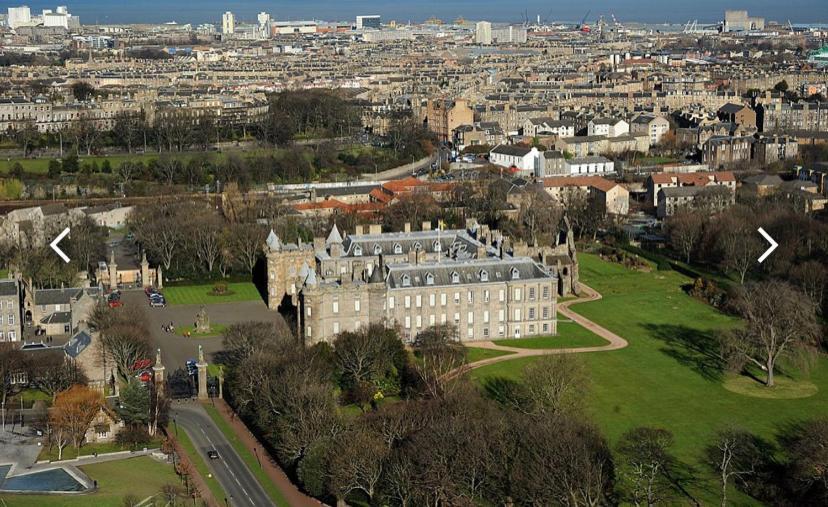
left=120, top=289, right=287, bottom=372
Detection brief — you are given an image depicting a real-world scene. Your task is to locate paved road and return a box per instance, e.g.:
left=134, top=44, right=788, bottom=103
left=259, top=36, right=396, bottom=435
left=172, top=403, right=274, bottom=507
left=451, top=283, right=629, bottom=376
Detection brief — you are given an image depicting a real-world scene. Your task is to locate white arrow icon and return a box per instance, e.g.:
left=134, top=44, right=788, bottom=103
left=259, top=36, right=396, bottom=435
left=50, top=227, right=70, bottom=263
left=757, top=227, right=777, bottom=264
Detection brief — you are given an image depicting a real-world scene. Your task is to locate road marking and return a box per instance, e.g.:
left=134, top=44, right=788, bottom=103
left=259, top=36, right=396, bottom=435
left=757, top=227, right=778, bottom=263
left=50, top=227, right=70, bottom=263
left=199, top=425, right=255, bottom=505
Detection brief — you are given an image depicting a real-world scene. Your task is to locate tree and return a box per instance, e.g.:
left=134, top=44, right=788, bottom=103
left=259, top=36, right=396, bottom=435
left=29, top=351, right=86, bottom=401
left=334, top=324, right=406, bottom=391
left=773, top=79, right=789, bottom=93
left=327, top=427, right=388, bottom=503
left=724, top=281, right=819, bottom=387
left=781, top=418, right=828, bottom=503
left=11, top=121, right=39, bottom=157
left=230, top=223, right=266, bottom=273
left=191, top=214, right=223, bottom=273
left=716, top=211, right=763, bottom=284
left=50, top=385, right=103, bottom=457
left=118, top=380, right=150, bottom=427
left=95, top=305, right=153, bottom=383
left=0, top=343, right=24, bottom=431
left=411, top=325, right=466, bottom=399
left=521, top=354, right=588, bottom=416
left=667, top=209, right=705, bottom=263
left=65, top=216, right=106, bottom=275
left=70, top=81, right=95, bottom=101
left=617, top=427, right=676, bottom=507
left=705, top=427, right=764, bottom=507
left=71, top=114, right=101, bottom=156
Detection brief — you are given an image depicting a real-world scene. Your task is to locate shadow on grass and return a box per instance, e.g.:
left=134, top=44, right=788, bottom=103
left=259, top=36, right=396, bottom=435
left=643, top=324, right=726, bottom=382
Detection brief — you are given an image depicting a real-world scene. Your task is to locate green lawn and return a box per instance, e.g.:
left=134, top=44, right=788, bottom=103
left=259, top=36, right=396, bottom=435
left=0, top=456, right=181, bottom=507
left=172, top=423, right=226, bottom=503
left=472, top=253, right=828, bottom=505
left=203, top=404, right=291, bottom=506
left=492, top=324, right=609, bottom=349
left=465, top=347, right=515, bottom=363
left=37, top=437, right=163, bottom=462
left=163, top=282, right=261, bottom=306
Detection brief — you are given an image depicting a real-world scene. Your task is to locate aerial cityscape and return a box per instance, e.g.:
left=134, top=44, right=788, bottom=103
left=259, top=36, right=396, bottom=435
left=0, top=2, right=826, bottom=506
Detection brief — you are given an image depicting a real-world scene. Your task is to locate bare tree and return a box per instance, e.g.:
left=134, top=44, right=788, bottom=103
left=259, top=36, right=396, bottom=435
left=230, top=223, right=266, bottom=273
left=521, top=354, right=588, bottom=416
left=0, top=343, right=23, bottom=431
left=328, top=427, right=388, bottom=503
left=412, top=325, right=467, bottom=398
left=191, top=215, right=223, bottom=273
left=667, top=209, right=705, bottom=263
left=724, top=281, right=819, bottom=387
left=716, top=213, right=763, bottom=284
left=705, top=427, right=763, bottom=507
left=617, top=427, right=676, bottom=507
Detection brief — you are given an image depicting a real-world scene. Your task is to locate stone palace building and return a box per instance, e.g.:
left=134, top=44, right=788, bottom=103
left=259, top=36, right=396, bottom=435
left=265, top=220, right=572, bottom=345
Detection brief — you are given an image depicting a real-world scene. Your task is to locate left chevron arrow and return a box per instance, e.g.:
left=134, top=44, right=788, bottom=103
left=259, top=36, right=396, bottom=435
left=50, top=227, right=71, bottom=263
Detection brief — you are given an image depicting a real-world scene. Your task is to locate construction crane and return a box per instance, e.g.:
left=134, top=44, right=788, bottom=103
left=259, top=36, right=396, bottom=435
left=578, top=10, right=591, bottom=32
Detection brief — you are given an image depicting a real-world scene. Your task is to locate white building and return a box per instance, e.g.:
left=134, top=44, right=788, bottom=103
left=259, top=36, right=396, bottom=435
left=587, top=118, right=629, bottom=138
left=491, top=26, right=527, bottom=44
left=489, top=145, right=539, bottom=174
left=630, top=114, right=671, bottom=145
left=475, top=21, right=492, bottom=44
left=221, top=11, right=235, bottom=35
left=356, top=15, right=381, bottom=30
left=565, top=156, right=615, bottom=176
left=7, top=6, right=31, bottom=29
left=257, top=12, right=271, bottom=37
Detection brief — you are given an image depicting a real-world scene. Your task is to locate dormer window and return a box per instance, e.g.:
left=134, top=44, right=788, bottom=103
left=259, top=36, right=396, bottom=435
left=510, top=267, right=520, bottom=280
left=353, top=244, right=363, bottom=256
left=413, top=241, right=422, bottom=251
left=433, top=240, right=441, bottom=252
left=373, top=244, right=382, bottom=255
left=479, top=269, right=489, bottom=282
left=394, top=243, right=402, bottom=254
left=451, top=271, right=460, bottom=284
left=401, top=274, right=411, bottom=287
left=425, top=273, right=435, bottom=285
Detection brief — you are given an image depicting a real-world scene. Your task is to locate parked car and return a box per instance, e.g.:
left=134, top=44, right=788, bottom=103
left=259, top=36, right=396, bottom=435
left=207, top=450, right=219, bottom=460
left=108, top=300, right=123, bottom=308
left=149, top=298, right=166, bottom=308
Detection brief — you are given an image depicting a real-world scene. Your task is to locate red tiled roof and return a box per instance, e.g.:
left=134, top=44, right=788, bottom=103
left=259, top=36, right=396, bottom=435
left=293, top=198, right=350, bottom=211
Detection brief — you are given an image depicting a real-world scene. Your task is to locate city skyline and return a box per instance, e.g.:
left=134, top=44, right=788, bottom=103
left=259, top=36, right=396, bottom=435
left=10, top=0, right=828, bottom=25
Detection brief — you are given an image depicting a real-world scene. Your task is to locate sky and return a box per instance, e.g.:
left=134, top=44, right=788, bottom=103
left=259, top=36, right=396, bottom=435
left=8, top=1, right=828, bottom=25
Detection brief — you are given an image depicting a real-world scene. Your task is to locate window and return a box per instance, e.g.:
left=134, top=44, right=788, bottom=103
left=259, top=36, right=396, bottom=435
left=542, top=306, right=549, bottom=319
left=543, top=323, right=549, bottom=333
left=479, top=269, right=489, bottom=282
left=514, top=288, right=522, bottom=301
left=542, top=286, right=550, bottom=299
left=454, top=292, right=460, bottom=304
left=441, top=314, right=447, bottom=324
left=499, top=289, right=505, bottom=302
left=429, top=294, right=436, bottom=307
left=416, top=315, right=422, bottom=328
left=529, top=307, right=536, bottom=320
left=511, top=267, right=520, bottom=279
left=529, top=287, right=536, bottom=300
left=429, top=314, right=436, bottom=326
left=306, top=326, right=312, bottom=337
left=373, top=244, right=382, bottom=255
left=467, top=311, right=474, bottom=324
left=483, top=310, right=490, bottom=323
left=307, top=306, right=312, bottom=317
left=404, top=296, right=411, bottom=309
left=467, top=291, right=473, bottom=303
left=401, top=274, right=411, bottom=287
left=454, top=312, right=460, bottom=323
left=425, top=272, right=434, bottom=285
left=433, top=240, right=441, bottom=252
left=441, top=293, right=447, bottom=306
left=332, top=322, right=340, bottom=334
left=394, top=243, right=402, bottom=254
left=529, top=324, right=535, bottom=334
left=415, top=295, right=422, bottom=308
left=498, top=325, right=505, bottom=336
left=354, top=299, right=361, bottom=312
left=353, top=244, right=363, bottom=256
left=388, top=296, right=395, bottom=309
left=332, top=301, right=339, bottom=314
left=483, top=289, right=490, bottom=302
left=451, top=271, right=460, bottom=284
left=499, top=309, right=505, bottom=322
left=483, top=328, right=489, bottom=337
left=514, top=309, right=522, bottom=321
left=404, top=316, right=411, bottom=329
left=467, top=327, right=474, bottom=338
left=413, top=242, right=422, bottom=251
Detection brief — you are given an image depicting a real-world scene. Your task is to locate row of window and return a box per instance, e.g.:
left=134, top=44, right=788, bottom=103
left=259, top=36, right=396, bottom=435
left=402, top=305, right=552, bottom=329
left=353, top=240, right=443, bottom=257
left=0, top=331, right=17, bottom=341
left=401, top=267, right=523, bottom=287
left=0, top=315, right=15, bottom=325
left=391, top=286, right=550, bottom=310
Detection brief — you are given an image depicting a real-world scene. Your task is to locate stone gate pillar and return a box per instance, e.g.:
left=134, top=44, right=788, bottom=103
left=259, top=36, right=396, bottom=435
left=196, top=344, right=208, bottom=400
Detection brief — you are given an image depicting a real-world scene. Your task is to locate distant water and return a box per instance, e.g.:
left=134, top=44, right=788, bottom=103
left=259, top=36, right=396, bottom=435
left=14, top=0, right=828, bottom=25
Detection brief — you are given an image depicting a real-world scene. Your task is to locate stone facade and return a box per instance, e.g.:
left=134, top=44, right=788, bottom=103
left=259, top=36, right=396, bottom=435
left=266, top=222, right=563, bottom=345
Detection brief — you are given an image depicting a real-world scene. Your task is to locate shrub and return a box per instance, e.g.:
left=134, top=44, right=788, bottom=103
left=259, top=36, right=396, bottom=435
left=115, top=425, right=151, bottom=447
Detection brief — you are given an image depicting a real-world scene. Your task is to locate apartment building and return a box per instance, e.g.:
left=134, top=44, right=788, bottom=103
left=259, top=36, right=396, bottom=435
left=0, top=279, right=21, bottom=343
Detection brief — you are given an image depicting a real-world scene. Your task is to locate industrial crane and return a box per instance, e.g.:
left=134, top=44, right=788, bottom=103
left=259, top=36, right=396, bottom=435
left=578, top=10, right=591, bottom=33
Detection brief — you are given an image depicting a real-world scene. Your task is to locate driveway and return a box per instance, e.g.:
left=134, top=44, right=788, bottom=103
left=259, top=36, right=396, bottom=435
left=120, top=290, right=284, bottom=371
left=172, top=403, right=274, bottom=507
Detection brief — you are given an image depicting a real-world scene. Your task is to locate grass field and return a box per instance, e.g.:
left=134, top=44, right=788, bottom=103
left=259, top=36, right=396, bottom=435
left=465, top=347, right=514, bottom=363
left=492, top=324, right=609, bottom=349
left=472, top=253, right=828, bottom=504
left=0, top=456, right=180, bottom=507
left=173, top=424, right=226, bottom=503
left=203, top=404, right=291, bottom=507
left=163, top=282, right=261, bottom=306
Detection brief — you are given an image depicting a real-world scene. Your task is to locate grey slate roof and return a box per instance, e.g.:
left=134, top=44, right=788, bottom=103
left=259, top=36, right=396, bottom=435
left=491, top=145, right=533, bottom=157
left=34, top=287, right=100, bottom=306
left=0, top=281, right=18, bottom=297
left=64, top=331, right=92, bottom=359
left=386, top=257, right=553, bottom=289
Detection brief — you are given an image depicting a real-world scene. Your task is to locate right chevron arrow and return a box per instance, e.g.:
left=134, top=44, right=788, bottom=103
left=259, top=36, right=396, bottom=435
left=757, top=227, right=778, bottom=264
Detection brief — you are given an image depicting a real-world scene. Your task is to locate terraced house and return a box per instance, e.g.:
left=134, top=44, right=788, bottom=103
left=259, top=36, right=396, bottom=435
left=265, top=222, right=559, bottom=344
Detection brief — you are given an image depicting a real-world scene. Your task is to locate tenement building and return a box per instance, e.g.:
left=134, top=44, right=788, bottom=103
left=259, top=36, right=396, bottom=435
left=265, top=222, right=559, bottom=345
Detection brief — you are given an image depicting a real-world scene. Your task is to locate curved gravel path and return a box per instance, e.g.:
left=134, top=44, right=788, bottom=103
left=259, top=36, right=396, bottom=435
left=459, top=283, right=629, bottom=373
